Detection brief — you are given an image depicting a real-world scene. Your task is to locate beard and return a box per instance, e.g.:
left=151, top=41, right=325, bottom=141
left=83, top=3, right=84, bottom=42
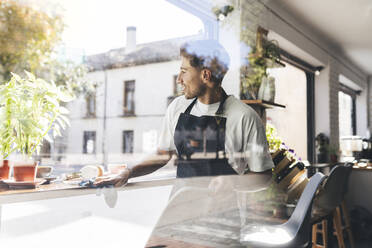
left=184, top=84, right=206, bottom=99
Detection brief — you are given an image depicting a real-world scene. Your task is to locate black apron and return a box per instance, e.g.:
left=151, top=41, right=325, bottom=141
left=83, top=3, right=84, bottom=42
left=174, top=90, right=237, bottom=178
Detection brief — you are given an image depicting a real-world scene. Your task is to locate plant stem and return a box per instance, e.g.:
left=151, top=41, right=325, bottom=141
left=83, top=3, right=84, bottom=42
left=30, top=113, right=57, bottom=156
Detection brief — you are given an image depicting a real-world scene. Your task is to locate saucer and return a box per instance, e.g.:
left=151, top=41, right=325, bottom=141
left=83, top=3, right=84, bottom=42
left=2, top=178, right=46, bottom=189
left=37, top=176, right=57, bottom=184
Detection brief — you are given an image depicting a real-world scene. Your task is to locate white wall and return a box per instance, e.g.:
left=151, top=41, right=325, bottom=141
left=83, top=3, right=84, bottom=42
left=105, top=61, right=179, bottom=117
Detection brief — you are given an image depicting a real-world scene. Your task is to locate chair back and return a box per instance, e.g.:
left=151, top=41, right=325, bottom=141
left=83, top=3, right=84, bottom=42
left=286, top=172, right=326, bottom=247
left=314, top=163, right=353, bottom=212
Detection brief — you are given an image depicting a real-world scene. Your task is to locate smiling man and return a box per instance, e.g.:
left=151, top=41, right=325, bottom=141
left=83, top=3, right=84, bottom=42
left=94, top=39, right=273, bottom=187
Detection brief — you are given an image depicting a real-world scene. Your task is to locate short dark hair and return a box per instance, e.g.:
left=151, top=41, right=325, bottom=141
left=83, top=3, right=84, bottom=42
left=180, top=39, right=230, bottom=85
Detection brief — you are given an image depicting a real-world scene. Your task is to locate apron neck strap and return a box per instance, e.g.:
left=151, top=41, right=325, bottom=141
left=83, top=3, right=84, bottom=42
left=184, top=98, right=198, bottom=114
left=215, top=88, right=228, bottom=115
left=184, top=88, right=229, bottom=115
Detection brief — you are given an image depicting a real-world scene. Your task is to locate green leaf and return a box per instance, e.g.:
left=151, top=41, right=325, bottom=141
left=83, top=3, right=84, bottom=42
left=24, top=71, right=36, bottom=81
left=10, top=72, right=21, bottom=82
left=0, top=72, right=72, bottom=157
left=44, top=95, right=59, bottom=107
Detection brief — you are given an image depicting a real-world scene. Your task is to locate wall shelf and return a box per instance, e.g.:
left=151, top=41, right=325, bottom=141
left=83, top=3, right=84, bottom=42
left=242, top=99, right=286, bottom=127
left=242, top=99, right=286, bottom=109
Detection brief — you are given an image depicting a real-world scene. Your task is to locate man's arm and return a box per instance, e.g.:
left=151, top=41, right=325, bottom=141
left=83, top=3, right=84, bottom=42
left=94, top=150, right=174, bottom=187
left=128, top=150, right=174, bottom=178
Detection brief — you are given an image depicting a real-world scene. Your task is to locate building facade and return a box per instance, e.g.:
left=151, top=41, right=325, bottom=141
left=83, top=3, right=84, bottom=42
left=64, top=30, right=201, bottom=166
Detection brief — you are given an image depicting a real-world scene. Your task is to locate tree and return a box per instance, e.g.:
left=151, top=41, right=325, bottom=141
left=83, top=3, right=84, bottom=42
left=0, top=0, right=97, bottom=96
left=39, top=59, right=99, bottom=97
left=0, top=0, right=64, bottom=81
left=0, top=0, right=98, bottom=159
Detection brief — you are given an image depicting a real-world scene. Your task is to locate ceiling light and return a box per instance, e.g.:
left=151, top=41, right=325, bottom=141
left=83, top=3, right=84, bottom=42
left=315, top=66, right=324, bottom=76
left=213, top=5, right=234, bottom=21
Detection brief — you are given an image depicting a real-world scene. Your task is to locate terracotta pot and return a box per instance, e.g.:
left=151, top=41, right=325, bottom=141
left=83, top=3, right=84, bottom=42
left=0, top=160, right=12, bottom=180
left=13, top=161, right=39, bottom=182
left=330, top=154, right=338, bottom=164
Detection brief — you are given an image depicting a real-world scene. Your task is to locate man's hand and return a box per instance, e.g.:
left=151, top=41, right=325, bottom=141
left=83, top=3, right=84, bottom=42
left=93, top=168, right=131, bottom=187
left=92, top=152, right=172, bottom=187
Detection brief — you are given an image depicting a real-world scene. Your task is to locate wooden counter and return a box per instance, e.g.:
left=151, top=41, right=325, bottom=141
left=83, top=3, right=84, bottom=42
left=0, top=175, right=175, bottom=204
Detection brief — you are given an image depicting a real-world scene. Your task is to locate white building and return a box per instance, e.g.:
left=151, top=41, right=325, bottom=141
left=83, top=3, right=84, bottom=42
left=64, top=28, right=202, bottom=167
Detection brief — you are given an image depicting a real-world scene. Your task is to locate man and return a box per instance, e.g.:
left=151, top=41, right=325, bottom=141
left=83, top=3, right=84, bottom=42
left=94, top=39, right=273, bottom=187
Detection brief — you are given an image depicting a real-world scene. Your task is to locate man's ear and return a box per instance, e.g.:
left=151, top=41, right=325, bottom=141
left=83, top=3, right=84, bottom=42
left=201, top=69, right=211, bottom=83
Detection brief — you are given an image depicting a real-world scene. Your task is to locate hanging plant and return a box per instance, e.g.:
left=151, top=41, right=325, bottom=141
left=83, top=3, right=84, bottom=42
left=241, top=32, right=281, bottom=99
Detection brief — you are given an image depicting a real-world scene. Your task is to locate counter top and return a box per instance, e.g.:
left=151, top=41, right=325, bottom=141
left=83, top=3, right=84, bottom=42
left=0, top=182, right=173, bottom=248
left=0, top=170, right=176, bottom=204
left=146, top=174, right=288, bottom=248
left=1, top=173, right=286, bottom=248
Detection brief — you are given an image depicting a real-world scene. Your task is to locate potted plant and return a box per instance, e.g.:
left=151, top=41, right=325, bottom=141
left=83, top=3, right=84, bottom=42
left=0, top=71, right=74, bottom=181
left=0, top=160, right=11, bottom=180
left=327, top=144, right=339, bottom=164
left=241, top=28, right=281, bottom=100
left=315, top=133, right=330, bottom=163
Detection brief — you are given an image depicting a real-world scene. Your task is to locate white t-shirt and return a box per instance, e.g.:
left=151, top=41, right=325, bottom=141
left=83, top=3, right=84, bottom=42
left=157, top=95, right=274, bottom=174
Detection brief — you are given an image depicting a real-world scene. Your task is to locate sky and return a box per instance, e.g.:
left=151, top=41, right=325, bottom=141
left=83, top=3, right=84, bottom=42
left=44, top=0, right=204, bottom=56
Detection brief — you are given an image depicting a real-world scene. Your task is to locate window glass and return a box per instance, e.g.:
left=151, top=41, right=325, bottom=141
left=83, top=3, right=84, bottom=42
left=83, top=131, right=96, bottom=154
left=123, top=131, right=134, bottom=154
left=124, top=80, right=135, bottom=115
left=339, top=91, right=354, bottom=137
left=5, top=0, right=363, bottom=184
left=266, top=63, right=308, bottom=160
left=86, top=94, right=96, bottom=117
left=2, top=1, right=372, bottom=246
left=6, top=0, right=204, bottom=177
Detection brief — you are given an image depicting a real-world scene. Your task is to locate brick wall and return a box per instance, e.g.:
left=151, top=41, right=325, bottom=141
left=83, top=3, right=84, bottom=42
left=240, top=0, right=268, bottom=47
left=329, top=58, right=340, bottom=147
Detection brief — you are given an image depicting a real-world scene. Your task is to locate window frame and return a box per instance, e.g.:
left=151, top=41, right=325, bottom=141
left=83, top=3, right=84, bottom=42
left=279, top=49, right=317, bottom=163
left=339, top=84, right=357, bottom=136
left=123, top=80, right=135, bottom=116
left=122, top=130, right=134, bottom=154
left=85, top=93, right=96, bottom=117
left=83, top=131, right=96, bottom=154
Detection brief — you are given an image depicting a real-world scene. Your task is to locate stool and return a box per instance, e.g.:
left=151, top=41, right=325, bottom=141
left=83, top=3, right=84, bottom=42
left=310, top=164, right=354, bottom=248
left=312, top=201, right=355, bottom=248
left=332, top=200, right=355, bottom=248
left=312, top=219, right=328, bottom=248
